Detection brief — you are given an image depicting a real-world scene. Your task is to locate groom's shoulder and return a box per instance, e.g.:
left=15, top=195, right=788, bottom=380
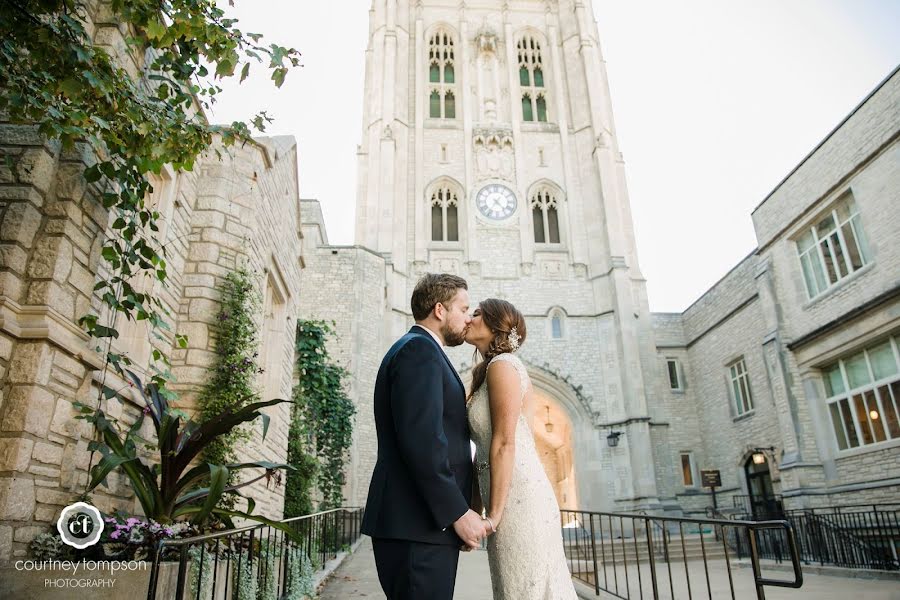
left=387, top=330, right=437, bottom=359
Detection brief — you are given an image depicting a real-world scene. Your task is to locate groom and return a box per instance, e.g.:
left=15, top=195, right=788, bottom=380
left=362, top=273, right=488, bottom=600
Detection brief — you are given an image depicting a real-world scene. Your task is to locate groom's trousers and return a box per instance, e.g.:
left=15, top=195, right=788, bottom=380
left=372, top=538, right=460, bottom=600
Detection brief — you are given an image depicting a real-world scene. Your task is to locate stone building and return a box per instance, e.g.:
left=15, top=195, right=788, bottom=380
left=300, top=1, right=900, bottom=520
left=0, top=3, right=306, bottom=559
left=1, top=0, right=898, bottom=562
left=652, top=66, right=900, bottom=516
left=299, top=0, right=665, bottom=514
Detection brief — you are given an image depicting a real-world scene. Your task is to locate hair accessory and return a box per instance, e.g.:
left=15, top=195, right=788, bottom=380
left=508, top=327, right=520, bottom=352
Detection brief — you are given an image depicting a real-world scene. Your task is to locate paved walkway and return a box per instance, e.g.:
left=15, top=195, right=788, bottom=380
left=319, top=537, right=900, bottom=599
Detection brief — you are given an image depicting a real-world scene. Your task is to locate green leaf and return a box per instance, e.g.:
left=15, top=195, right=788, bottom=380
left=240, top=62, right=250, bottom=83
left=193, top=464, right=229, bottom=525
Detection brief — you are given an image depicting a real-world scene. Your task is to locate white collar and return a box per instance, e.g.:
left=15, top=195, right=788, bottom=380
left=412, top=324, right=445, bottom=348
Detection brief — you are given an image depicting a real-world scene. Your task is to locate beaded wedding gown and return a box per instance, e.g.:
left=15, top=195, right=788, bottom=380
left=467, top=353, right=577, bottom=600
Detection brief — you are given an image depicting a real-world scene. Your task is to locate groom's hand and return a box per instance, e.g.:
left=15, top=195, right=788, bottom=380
left=453, top=509, right=489, bottom=549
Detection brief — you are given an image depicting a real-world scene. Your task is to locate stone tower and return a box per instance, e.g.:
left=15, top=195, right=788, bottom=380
left=352, top=0, right=666, bottom=511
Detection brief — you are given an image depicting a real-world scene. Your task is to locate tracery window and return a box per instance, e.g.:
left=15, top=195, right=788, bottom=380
left=429, top=30, right=456, bottom=119
left=431, top=185, right=459, bottom=242
left=530, top=187, right=560, bottom=244
left=518, top=36, right=547, bottom=122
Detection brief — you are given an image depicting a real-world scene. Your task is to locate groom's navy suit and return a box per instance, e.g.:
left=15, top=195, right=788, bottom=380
left=362, top=326, right=473, bottom=600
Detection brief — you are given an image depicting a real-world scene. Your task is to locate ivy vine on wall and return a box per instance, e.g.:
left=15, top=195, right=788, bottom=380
left=285, top=321, right=355, bottom=514
left=198, top=266, right=262, bottom=468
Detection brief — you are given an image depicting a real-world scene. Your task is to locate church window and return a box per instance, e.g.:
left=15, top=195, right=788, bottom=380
left=531, top=187, right=561, bottom=244
left=549, top=308, right=565, bottom=339
left=823, top=336, right=900, bottom=451
left=444, top=91, right=456, bottom=119
left=680, top=452, right=696, bottom=487
left=428, top=29, right=457, bottom=119
left=518, top=36, right=548, bottom=122
left=429, top=90, right=441, bottom=118
left=728, top=358, right=754, bottom=416
left=521, top=94, right=534, bottom=122
left=536, top=94, right=548, bottom=122
left=430, top=185, right=460, bottom=242
left=796, top=191, right=869, bottom=300
left=667, top=358, right=683, bottom=390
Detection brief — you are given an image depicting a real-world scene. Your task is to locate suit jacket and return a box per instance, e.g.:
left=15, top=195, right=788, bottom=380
left=361, top=326, right=473, bottom=546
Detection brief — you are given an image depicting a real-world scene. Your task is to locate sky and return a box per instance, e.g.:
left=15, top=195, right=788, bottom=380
left=209, top=1, right=900, bottom=313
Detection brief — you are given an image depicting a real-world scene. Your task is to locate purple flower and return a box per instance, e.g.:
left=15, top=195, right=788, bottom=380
left=110, top=530, right=121, bottom=540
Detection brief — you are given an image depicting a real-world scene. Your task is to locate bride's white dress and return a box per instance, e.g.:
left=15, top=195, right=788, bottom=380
left=467, top=353, right=577, bottom=600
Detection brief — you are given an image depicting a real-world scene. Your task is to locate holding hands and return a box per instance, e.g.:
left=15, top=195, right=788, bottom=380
left=454, top=509, right=491, bottom=550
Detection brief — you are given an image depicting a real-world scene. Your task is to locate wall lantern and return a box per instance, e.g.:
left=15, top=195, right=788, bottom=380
left=751, top=446, right=776, bottom=466
left=607, top=431, right=622, bottom=448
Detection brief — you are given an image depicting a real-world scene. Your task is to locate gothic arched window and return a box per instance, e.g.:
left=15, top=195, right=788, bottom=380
left=430, top=185, right=460, bottom=242
left=518, top=36, right=548, bottom=123
left=549, top=308, right=566, bottom=339
left=429, top=30, right=456, bottom=119
left=531, top=187, right=561, bottom=244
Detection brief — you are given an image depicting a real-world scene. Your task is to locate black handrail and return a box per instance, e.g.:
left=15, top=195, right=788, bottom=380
left=146, top=506, right=363, bottom=600
left=738, top=503, right=900, bottom=570
left=560, top=509, right=803, bottom=599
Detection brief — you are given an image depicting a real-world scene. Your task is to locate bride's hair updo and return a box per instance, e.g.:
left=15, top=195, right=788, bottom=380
left=468, top=298, right=527, bottom=400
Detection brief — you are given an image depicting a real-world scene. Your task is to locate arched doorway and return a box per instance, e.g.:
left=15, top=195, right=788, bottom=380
left=531, top=391, right=579, bottom=510
left=744, top=454, right=782, bottom=519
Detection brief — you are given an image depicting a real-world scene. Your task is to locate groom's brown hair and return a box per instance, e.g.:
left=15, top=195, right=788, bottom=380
left=411, top=273, right=468, bottom=321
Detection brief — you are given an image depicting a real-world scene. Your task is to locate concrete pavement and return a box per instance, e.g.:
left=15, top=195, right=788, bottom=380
left=318, top=536, right=900, bottom=599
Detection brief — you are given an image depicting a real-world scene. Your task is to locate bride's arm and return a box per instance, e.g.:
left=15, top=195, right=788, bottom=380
left=471, top=473, right=484, bottom=515
left=485, top=361, right=521, bottom=531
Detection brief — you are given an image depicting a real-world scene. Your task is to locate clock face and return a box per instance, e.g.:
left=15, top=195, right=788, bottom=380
left=476, top=184, right=518, bottom=220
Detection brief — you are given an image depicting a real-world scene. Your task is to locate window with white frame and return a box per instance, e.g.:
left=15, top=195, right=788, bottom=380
left=517, top=36, right=548, bottom=122
left=729, top=358, right=754, bottom=416
left=531, top=186, right=560, bottom=244
left=667, top=358, right=682, bottom=390
left=796, top=192, right=869, bottom=300
left=680, top=452, right=696, bottom=487
left=823, top=336, right=900, bottom=451
left=430, top=185, right=459, bottom=242
left=428, top=30, right=456, bottom=119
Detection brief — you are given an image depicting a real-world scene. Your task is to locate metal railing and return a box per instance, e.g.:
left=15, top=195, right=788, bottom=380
left=146, top=507, right=363, bottom=600
left=741, top=503, right=900, bottom=571
left=560, top=509, right=803, bottom=599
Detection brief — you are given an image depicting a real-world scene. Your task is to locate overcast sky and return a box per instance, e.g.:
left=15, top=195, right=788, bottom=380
left=209, top=1, right=900, bottom=313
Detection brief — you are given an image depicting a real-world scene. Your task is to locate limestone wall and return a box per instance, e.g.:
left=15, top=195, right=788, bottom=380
left=0, top=13, right=304, bottom=555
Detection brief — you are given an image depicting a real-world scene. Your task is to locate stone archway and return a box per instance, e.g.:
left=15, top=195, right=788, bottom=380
left=531, top=391, right=579, bottom=510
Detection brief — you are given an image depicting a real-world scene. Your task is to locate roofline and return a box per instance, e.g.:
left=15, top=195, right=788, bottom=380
left=680, top=247, right=759, bottom=315
left=751, top=63, right=900, bottom=215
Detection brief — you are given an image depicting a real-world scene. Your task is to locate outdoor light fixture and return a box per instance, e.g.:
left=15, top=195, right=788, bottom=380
left=870, top=409, right=880, bottom=421
left=751, top=446, right=776, bottom=466
left=607, top=431, right=622, bottom=447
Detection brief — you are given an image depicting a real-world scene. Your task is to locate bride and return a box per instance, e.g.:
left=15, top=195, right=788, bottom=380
left=465, top=299, right=577, bottom=600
